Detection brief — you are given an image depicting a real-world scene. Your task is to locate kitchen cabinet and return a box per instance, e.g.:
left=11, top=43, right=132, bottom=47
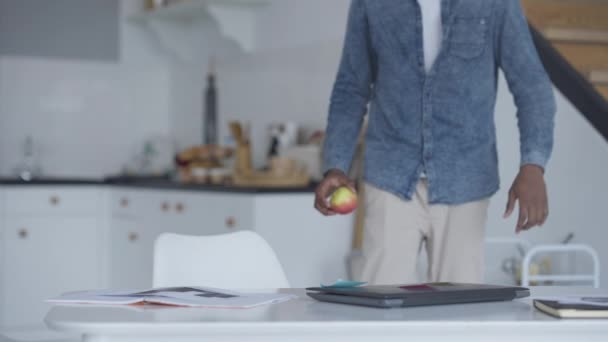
left=163, top=191, right=254, bottom=234
left=0, top=186, right=104, bottom=330
left=0, top=184, right=354, bottom=331
left=252, top=195, right=353, bottom=287
left=109, top=190, right=161, bottom=289
left=108, top=217, right=152, bottom=289
left=107, top=189, right=256, bottom=289
left=0, top=0, right=119, bottom=61
left=109, top=189, right=352, bottom=288
left=4, top=187, right=100, bottom=216
left=1, top=217, right=100, bottom=327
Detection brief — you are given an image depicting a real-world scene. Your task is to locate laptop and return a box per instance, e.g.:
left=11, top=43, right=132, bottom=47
left=307, top=283, right=530, bottom=308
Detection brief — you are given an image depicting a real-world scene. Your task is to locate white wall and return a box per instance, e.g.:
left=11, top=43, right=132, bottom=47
left=0, top=0, right=351, bottom=176
left=0, top=0, right=171, bottom=178
left=168, top=0, right=351, bottom=159
left=490, top=77, right=608, bottom=287
left=255, top=0, right=349, bottom=50
left=217, top=41, right=343, bottom=167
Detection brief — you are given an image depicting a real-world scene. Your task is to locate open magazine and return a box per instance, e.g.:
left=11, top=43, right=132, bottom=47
left=47, top=287, right=296, bottom=309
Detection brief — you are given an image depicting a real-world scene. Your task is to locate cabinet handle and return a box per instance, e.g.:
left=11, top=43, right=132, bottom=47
left=128, top=232, right=139, bottom=242
left=225, top=217, right=236, bottom=229
left=49, top=195, right=60, bottom=206
left=120, top=198, right=129, bottom=208
left=161, top=202, right=170, bottom=212
left=175, top=202, right=185, bottom=213
left=18, top=228, right=28, bottom=239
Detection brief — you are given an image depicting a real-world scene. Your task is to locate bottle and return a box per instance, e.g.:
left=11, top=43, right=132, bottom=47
left=13, top=136, right=41, bottom=181
left=204, top=61, right=218, bottom=146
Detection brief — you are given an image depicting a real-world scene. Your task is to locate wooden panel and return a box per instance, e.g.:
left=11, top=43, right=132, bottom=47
left=596, top=85, right=608, bottom=99
left=544, top=28, right=608, bottom=44
left=590, top=70, right=608, bottom=84
left=553, top=43, right=608, bottom=74
left=523, top=0, right=608, bottom=30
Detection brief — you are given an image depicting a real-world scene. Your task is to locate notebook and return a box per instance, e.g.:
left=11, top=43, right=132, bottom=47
left=534, top=298, right=608, bottom=318
left=307, top=283, right=530, bottom=308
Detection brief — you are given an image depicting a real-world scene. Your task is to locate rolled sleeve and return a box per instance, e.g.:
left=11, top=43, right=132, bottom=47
left=496, top=0, right=556, bottom=171
left=322, top=0, right=375, bottom=175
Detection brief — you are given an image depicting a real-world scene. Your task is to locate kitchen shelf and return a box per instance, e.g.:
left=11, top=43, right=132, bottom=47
left=129, top=0, right=268, bottom=62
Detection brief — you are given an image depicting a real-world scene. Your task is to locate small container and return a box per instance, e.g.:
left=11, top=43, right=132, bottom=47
left=270, top=157, right=297, bottom=177
left=191, top=167, right=210, bottom=184
left=209, top=168, right=230, bottom=185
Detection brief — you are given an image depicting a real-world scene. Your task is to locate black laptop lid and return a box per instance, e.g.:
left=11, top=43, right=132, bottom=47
left=307, top=283, right=530, bottom=300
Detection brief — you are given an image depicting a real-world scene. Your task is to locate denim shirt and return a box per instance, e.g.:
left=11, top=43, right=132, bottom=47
left=323, top=0, right=556, bottom=204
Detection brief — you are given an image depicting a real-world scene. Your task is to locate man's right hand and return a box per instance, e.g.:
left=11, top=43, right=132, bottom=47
left=314, top=169, right=356, bottom=216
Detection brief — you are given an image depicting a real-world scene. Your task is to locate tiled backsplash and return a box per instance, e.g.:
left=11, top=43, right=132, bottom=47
left=0, top=56, right=171, bottom=177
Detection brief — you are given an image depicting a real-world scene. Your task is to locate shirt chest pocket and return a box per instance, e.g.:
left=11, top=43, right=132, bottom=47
left=449, top=17, right=489, bottom=59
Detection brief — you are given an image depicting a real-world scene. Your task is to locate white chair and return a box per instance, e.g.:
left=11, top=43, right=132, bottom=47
left=153, top=231, right=290, bottom=289
left=522, top=244, right=600, bottom=288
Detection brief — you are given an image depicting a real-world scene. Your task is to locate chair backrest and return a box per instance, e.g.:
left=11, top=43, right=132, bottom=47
left=153, top=231, right=290, bottom=289
left=521, top=244, right=600, bottom=288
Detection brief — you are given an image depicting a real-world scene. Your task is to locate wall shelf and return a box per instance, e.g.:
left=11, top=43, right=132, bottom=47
left=129, top=0, right=268, bottom=63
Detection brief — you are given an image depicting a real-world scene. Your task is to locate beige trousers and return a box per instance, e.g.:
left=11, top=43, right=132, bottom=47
left=359, top=181, right=490, bottom=285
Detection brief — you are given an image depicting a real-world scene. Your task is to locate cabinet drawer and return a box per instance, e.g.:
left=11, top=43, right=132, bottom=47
left=147, top=191, right=254, bottom=235
left=185, top=193, right=254, bottom=234
left=110, top=189, right=144, bottom=217
left=4, top=187, right=100, bottom=216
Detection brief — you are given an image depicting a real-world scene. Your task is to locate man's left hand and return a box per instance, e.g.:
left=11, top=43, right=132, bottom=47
left=504, top=165, right=549, bottom=233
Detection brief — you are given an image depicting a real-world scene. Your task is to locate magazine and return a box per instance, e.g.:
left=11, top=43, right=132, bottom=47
left=47, top=287, right=296, bottom=309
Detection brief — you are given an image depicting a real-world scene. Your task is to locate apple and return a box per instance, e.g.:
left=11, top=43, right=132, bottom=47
left=330, top=186, right=358, bottom=214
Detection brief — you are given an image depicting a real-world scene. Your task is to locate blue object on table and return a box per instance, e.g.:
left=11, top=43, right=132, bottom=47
left=321, top=280, right=367, bottom=289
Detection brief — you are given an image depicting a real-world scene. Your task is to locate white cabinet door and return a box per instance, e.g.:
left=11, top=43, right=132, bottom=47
left=109, top=217, right=154, bottom=289
left=109, top=190, right=164, bottom=289
left=252, top=194, right=354, bottom=288
left=1, top=217, right=101, bottom=327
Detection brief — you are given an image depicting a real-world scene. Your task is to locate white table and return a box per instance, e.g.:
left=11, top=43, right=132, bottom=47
left=45, top=287, right=608, bottom=342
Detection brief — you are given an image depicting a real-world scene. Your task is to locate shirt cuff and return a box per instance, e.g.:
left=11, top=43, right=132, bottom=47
left=322, top=159, right=350, bottom=177
left=521, top=150, right=550, bottom=170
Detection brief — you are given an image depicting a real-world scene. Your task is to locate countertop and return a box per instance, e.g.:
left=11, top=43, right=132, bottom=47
left=0, top=177, right=318, bottom=194
left=0, top=178, right=105, bottom=185
left=44, top=287, right=608, bottom=342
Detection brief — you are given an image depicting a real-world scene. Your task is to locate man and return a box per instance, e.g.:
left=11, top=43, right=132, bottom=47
left=315, top=0, right=556, bottom=284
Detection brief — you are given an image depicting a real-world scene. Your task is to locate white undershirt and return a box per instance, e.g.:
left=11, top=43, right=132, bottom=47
left=417, top=0, right=442, bottom=178
left=417, top=0, right=443, bottom=73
